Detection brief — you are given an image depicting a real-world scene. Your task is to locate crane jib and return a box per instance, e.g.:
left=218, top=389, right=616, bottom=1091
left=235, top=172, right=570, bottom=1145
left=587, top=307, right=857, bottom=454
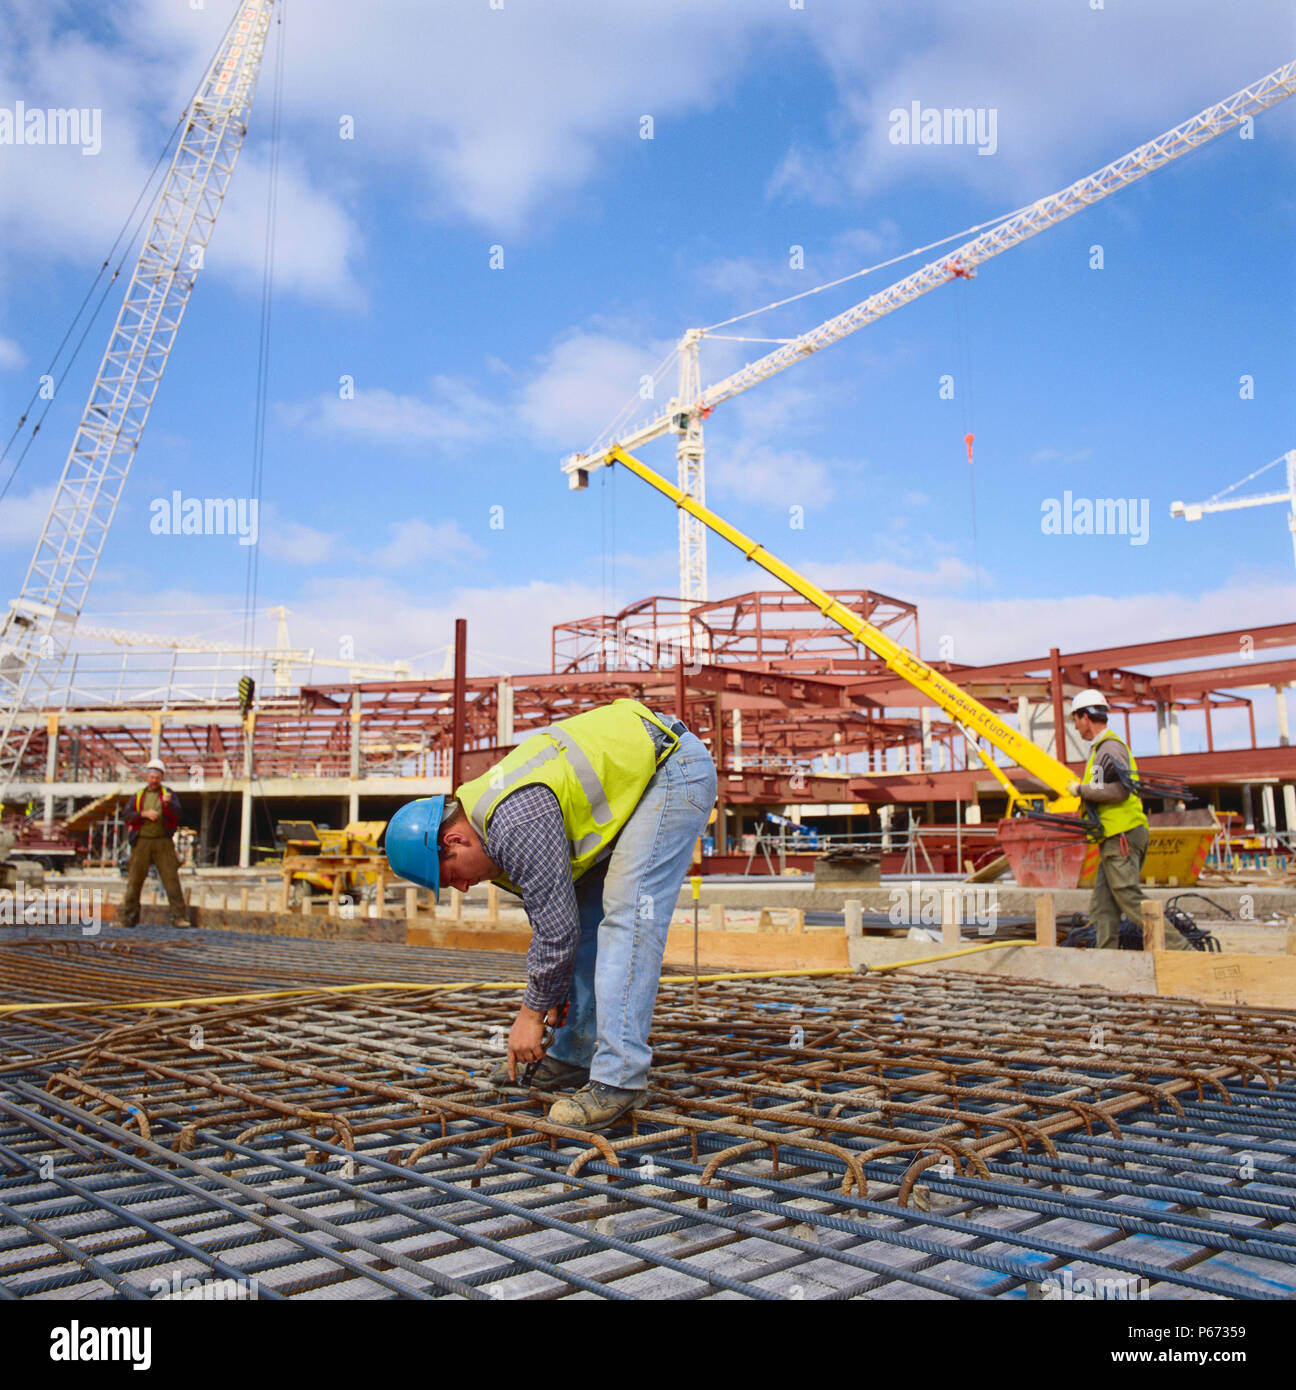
left=611, top=444, right=1079, bottom=806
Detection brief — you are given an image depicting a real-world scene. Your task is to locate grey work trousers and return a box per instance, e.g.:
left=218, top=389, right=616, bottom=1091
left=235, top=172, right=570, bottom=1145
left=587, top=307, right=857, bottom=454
left=1089, top=823, right=1189, bottom=950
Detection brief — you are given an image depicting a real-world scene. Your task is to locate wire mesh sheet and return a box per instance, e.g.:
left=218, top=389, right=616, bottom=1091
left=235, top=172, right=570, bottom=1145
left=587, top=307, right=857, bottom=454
left=2, top=956, right=1295, bottom=1300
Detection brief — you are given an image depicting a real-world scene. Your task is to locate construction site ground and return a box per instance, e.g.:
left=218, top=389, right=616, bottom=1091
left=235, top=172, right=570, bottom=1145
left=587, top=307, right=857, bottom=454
left=2, top=916, right=1295, bottom=1302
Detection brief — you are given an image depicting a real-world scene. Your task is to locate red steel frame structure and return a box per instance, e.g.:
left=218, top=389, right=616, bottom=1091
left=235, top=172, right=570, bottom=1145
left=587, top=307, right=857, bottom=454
left=9, top=594, right=1296, bottom=832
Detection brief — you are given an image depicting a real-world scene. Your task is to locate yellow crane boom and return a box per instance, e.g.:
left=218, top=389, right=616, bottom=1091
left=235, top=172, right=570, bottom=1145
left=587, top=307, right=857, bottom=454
left=606, top=445, right=1081, bottom=815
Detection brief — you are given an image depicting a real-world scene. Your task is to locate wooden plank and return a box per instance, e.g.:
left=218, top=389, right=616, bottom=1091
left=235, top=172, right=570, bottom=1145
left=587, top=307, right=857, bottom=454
left=843, top=900, right=862, bottom=940
left=940, top=888, right=961, bottom=946
left=407, top=920, right=850, bottom=972
left=1155, top=950, right=1296, bottom=1009
left=1034, top=894, right=1056, bottom=947
left=1142, top=899, right=1166, bottom=952
left=663, top=927, right=849, bottom=974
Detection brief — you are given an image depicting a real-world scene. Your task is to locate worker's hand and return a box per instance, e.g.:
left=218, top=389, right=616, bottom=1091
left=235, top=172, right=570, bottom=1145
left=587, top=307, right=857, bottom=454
left=1066, top=780, right=1081, bottom=797
left=142, top=809, right=160, bottom=821
left=506, top=1006, right=548, bottom=1081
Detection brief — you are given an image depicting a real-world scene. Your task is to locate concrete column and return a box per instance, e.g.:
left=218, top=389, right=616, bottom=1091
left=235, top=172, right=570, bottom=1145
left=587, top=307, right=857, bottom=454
left=879, top=804, right=893, bottom=853
left=1168, top=706, right=1182, bottom=756
left=920, top=708, right=932, bottom=772
left=1261, top=785, right=1277, bottom=835
left=1283, top=784, right=1296, bottom=836
left=496, top=677, right=514, bottom=745
left=1155, top=701, right=1169, bottom=756
left=238, top=716, right=253, bottom=869
left=150, top=714, right=162, bottom=763
left=198, top=793, right=211, bottom=868
left=1276, top=685, right=1291, bottom=746
left=1242, top=783, right=1255, bottom=833
left=42, top=716, right=58, bottom=826
left=348, top=691, right=361, bottom=824
left=732, top=707, right=743, bottom=772
left=238, top=785, right=252, bottom=868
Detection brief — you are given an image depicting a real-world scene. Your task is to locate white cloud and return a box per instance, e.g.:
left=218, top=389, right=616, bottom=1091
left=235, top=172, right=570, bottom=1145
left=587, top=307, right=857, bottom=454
left=258, top=512, right=338, bottom=568
left=376, top=519, right=484, bottom=571
left=769, top=0, right=1294, bottom=207
left=707, top=446, right=835, bottom=510
left=204, top=151, right=363, bottom=307
left=279, top=377, right=500, bottom=447
left=518, top=330, right=677, bottom=452
left=0, top=335, right=25, bottom=369
left=0, top=4, right=362, bottom=300
left=279, top=572, right=612, bottom=678
left=916, top=580, right=1296, bottom=668
left=0, top=482, right=54, bottom=547
left=696, top=222, right=901, bottom=313
left=137, top=0, right=779, bottom=235
left=1032, top=446, right=1094, bottom=466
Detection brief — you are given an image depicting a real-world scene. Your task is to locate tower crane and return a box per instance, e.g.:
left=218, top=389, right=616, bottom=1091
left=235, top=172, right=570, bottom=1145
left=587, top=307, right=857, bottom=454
left=72, top=616, right=412, bottom=691
left=1171, top=450, right=1296, bottom=571
left=563, top=61, right=1296, bottom=605
left=0, top=0, right=276, bottom=799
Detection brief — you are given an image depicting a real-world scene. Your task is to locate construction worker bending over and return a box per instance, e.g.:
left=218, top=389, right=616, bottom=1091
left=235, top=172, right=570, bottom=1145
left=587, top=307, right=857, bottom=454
left=385, top=698, right=717, bottom=1132
left=120, top=759, right=190, bottom=929
left=1066, top=691, right=1189, bottom=951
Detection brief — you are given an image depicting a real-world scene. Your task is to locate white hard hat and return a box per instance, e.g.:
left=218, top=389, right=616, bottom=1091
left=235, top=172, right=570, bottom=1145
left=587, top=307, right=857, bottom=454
left=1069, top=689, right=1108, bottom=718
left=144, top=758, right=166, bottom=773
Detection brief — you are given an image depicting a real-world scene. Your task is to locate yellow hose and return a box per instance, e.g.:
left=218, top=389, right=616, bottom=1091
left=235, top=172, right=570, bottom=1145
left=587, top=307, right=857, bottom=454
left=0, top=941, right=1026, bottom=1014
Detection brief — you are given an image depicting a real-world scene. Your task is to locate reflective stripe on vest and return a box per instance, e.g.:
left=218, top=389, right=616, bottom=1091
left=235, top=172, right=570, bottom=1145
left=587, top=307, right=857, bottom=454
left=455, top=698, right=678, bottom=890
left=1083, top=729, right=1147, bottom=839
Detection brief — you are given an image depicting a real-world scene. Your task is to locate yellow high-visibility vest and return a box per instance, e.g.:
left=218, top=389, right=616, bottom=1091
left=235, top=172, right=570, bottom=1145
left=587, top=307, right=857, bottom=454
left=456, top=698, right=678, bottom=892
left=1083, top=728, right=1148, bottom=839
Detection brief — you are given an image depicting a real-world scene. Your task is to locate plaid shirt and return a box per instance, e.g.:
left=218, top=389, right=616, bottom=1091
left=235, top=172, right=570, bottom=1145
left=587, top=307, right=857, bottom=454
left=484, top=717, right=674, bottom=1012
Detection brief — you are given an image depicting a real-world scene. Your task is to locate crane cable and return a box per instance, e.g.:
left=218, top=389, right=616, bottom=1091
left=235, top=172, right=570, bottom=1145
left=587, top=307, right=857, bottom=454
left=954, top=283, right=981, bottom=604
left=241, top=1, right=287, bottom=666
left=0, top=11, right=246, bottom=506
left=0, top=110, right=187, bottom=505
left=232, top=0, right=287, bottom=874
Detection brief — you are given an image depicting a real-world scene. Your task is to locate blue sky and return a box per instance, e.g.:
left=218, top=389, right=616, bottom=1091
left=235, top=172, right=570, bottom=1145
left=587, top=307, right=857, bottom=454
left=1, top=0, right=1293, bottom=726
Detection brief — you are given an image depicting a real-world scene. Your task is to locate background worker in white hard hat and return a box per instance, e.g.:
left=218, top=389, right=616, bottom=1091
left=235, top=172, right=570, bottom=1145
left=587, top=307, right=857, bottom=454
left=119, top=759, right=189, bottom=929
left=385, top=698, right=717, bottom=1132
left=1066, top=692, right=1189, bottom=951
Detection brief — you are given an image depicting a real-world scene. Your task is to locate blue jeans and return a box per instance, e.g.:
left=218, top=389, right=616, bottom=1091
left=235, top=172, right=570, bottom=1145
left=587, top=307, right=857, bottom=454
left=548, top=730, right=716, bottom=1090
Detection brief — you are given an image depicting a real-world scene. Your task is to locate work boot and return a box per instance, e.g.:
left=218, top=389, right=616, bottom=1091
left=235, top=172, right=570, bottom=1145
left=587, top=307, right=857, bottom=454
left=488, top=1055, right=589, bottom=1091
left=547, top=1081, right=647, bottom=1131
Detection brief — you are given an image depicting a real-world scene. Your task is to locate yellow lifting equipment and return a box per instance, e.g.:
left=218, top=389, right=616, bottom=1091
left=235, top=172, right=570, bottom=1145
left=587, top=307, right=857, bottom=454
left=603, top=445, right=1083, bottom=819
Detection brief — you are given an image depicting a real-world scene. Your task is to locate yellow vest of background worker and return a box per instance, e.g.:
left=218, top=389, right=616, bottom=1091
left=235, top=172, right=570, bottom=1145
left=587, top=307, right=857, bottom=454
left=455, top=697, right=680, bottom=895
left=1082, top=728, right=1148, bottom=838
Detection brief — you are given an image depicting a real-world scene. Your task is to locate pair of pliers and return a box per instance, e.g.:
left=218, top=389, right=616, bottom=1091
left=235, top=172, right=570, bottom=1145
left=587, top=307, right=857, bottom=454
left=518, top=1002, right=569, bottom=1087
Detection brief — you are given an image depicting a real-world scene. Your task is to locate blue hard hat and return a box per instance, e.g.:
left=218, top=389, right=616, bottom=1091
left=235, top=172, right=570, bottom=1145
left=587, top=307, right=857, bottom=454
left=384, top=795, right=446, bottom=897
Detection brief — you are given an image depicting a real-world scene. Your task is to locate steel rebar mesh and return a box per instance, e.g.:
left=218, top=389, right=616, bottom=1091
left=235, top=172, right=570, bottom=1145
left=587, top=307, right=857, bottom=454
left=2, top=945, right=1295, bottom=1300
